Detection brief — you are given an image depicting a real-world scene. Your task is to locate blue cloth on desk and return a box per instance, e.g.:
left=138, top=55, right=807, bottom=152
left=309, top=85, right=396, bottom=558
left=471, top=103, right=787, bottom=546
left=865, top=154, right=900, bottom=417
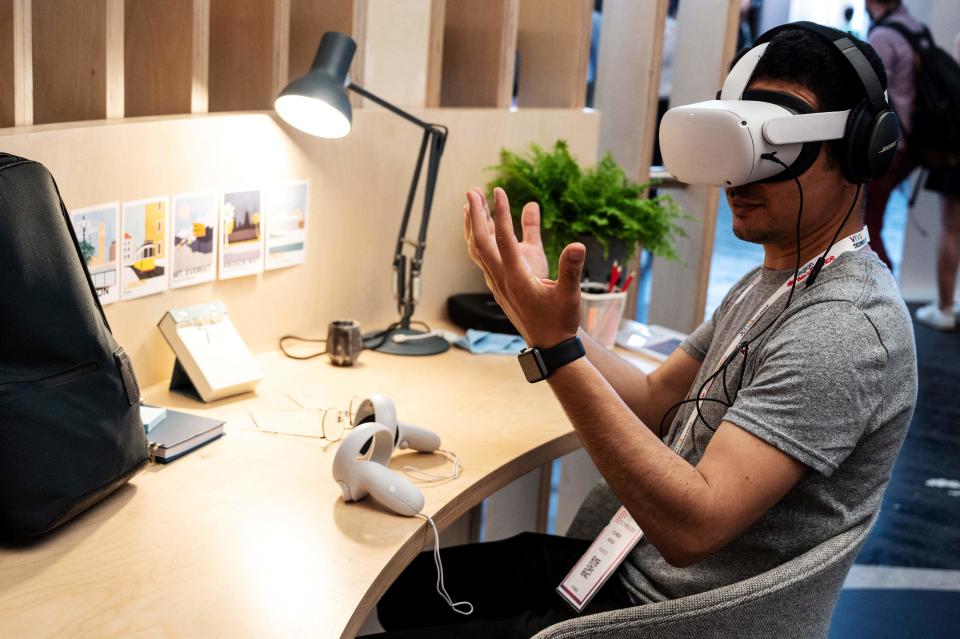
left=454, top=329, right=526, bottom=355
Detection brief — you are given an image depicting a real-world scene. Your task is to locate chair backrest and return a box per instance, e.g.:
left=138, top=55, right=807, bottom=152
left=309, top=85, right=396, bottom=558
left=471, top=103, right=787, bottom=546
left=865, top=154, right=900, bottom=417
left=536, top=483, right=875, bottom=639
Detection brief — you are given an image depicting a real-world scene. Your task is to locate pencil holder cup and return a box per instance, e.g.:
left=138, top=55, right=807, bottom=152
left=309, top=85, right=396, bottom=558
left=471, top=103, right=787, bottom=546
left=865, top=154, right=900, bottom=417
left=580, top=288, right=627, bottom=349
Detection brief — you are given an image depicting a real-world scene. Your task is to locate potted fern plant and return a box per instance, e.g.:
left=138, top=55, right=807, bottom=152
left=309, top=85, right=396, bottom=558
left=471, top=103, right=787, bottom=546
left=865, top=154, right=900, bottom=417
left=487, top=140, right=686, bottom=281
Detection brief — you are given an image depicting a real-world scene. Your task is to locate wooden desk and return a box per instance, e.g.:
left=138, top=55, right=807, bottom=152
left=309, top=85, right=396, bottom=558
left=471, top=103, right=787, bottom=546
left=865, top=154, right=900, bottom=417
left=0, top=347, right=609, bottom=638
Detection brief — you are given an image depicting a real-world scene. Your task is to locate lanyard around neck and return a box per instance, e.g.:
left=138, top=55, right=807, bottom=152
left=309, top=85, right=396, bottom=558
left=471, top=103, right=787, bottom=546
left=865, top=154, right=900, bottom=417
left=671, top=226, right=871, bottom=454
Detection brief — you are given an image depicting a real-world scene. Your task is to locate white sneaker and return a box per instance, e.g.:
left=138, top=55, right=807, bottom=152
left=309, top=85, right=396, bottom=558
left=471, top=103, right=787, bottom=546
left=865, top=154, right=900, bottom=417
left=915, top=303, right=957, bottom=330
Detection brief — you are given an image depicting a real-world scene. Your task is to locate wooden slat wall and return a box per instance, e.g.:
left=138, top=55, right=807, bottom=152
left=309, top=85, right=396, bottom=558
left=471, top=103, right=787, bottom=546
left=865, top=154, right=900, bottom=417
left=0, top=0, right=13, bottom=127
left=191, top=0, right=210, bottom=113
left=287, top=0, right=355, bottom=83
left=592, top=0, right=668, bottom=318
left=647, top=0, right=741, bottom=332
left=31, top=0, right=109, bottom=124
left=516, top=0, right=592, bottom=109
left=440, top=0, right=518, bottom=107
left=424, top=0, right=445, bottom=107
left=208, top=0, right=287, bottom=112
left=361, top=0, right=434, bottom=107
left=124, top=0, right=195, bottom=117
left=12, top=0, right=31, bottom=126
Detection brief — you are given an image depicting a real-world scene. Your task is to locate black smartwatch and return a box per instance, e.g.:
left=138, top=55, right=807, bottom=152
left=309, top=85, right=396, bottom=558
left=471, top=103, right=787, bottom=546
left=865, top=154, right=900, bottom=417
left=517, top=336, right=585, bottom=383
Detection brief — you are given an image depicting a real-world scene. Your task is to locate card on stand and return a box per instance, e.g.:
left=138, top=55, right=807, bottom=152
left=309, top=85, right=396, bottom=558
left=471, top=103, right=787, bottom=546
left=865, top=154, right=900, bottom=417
left=158, top=300, right=262, bottom=402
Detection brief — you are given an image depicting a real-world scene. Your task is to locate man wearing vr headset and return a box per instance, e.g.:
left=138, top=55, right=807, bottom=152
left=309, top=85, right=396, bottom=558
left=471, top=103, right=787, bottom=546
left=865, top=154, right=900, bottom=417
left=375, top=22, right=917, bottom=639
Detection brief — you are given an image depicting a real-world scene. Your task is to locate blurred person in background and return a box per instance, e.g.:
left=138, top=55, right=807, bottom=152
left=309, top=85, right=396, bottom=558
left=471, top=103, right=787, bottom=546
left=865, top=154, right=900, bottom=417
left=864, top=0, right=925, bottom=271
left=915, top=32, right=960, bottom=330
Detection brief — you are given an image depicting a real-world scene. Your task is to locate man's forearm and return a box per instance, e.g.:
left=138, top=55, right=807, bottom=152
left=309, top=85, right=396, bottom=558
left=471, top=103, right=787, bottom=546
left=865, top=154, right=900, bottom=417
left=577, top=328, right=657, bottom=427
left=548, top=356, right=717, bottom=566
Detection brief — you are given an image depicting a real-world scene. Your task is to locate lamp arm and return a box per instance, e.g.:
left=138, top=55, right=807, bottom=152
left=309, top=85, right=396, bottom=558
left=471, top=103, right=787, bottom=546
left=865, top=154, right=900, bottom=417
left=344, top=81, right=447, bottom=330
left=402, top=128, right=446, bottom=327
left=346, top=83, right=433, bottom=131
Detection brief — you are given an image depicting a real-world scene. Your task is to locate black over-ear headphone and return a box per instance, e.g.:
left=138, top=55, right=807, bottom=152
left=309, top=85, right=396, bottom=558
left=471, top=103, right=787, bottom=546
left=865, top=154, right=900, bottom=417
left=750, top=21, right=901, bottom=184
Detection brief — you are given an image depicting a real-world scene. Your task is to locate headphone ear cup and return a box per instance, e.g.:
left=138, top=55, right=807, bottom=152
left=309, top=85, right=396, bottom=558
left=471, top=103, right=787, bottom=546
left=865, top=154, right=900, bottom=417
left=842, top=100, right=895, bottom=184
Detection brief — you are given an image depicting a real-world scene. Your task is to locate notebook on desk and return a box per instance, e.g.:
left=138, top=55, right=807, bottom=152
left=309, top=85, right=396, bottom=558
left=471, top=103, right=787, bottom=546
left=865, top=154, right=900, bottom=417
left=146, top=409, right=225, bottom=464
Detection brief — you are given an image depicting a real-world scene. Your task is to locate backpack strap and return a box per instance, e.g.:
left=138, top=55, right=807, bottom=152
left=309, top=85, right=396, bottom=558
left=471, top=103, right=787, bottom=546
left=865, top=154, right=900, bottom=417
left=873, top=19, right=932, bottom=53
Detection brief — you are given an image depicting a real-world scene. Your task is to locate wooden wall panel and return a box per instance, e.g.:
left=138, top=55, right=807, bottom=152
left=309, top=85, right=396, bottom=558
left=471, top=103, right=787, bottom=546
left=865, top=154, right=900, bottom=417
left=440, top=0, right=518, bottom=107
left=124, top=0, right=195, bottom=117
left=647, top=0, right=741, bottom=332
left=208, top=0, right=287, bottom=112
left=287, top=0, right=355, bottom=82
left=424, top=0, right=445, bottom=107
left=361, top=0, right=433, bottom=107
left=592, top=0, right=667, bottom=318
left=0, top=0, right=13, bottom=127
left=32, top=0, right=109, bottom=124
left=516, top=0, right=592, bottom=109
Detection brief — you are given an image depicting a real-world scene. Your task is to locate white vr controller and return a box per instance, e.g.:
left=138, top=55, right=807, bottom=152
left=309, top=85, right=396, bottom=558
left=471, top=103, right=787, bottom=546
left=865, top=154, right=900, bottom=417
left=333, top=394, right=444, bottom=517
left=352, top=394, right=441, bottom=453
left=333, top=396, right=474, bottom=615
left=333, top=422, right=425, bottom=516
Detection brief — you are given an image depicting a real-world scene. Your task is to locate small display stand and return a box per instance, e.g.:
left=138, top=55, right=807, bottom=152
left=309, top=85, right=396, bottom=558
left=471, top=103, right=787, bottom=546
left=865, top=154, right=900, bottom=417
left=157, top=300, right=262, bottom=402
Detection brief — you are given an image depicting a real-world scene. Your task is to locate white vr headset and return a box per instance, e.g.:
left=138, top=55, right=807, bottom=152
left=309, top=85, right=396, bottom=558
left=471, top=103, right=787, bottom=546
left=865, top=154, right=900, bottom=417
left=659, top=22, right=900, bottom=187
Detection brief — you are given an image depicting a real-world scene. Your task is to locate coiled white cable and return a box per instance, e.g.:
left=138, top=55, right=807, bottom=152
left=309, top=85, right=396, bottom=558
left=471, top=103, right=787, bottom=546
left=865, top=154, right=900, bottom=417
left=417, top=514, right=474, bottom=616
left=402, top=449, right=462, bottom=483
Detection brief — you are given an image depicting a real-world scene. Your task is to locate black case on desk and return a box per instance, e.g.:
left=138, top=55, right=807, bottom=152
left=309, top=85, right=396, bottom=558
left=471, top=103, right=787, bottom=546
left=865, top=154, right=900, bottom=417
left=0, top=153, right=148, bottom=538
left=447, top=293, right=520, bottom=335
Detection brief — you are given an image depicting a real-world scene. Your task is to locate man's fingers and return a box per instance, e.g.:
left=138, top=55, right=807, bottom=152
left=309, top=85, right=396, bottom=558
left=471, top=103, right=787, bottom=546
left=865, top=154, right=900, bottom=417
left=466, top=191, right=503, bottom=275
left=520, top=202, right=543, bottom=249
left=557, top=243, right=586, bottom=297
left=492, top=187, right=522, bottom=268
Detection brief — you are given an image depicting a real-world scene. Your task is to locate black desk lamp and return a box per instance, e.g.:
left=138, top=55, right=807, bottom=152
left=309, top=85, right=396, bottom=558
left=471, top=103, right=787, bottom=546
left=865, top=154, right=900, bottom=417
left=275, top=31, right=450, bottom=356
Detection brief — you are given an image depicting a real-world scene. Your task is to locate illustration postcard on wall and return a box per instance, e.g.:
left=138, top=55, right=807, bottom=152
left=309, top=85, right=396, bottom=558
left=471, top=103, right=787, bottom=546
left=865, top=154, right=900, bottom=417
left=121, top=196, right=170, bottom=300
left=171, top=191, right=219, bottom=289
left=70, top=203, right=120, bottom=305
left=219, top=189, right=263, bottom=279
left=264, top=180, right=309, bottom=271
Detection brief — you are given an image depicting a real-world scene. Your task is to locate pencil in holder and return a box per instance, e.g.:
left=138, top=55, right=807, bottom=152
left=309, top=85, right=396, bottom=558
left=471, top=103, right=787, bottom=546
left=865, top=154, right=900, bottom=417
left=580, top=288, right=627, bottom=348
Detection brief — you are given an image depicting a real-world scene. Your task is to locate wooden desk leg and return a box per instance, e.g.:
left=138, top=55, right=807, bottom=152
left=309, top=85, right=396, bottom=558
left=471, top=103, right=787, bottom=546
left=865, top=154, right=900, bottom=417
left=536, top=461, right=555, bottom=534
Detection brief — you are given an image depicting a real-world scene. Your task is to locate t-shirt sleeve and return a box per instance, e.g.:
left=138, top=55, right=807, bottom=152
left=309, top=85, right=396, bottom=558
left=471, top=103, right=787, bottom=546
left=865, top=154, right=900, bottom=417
left=681, top=318, right=714, bottom=362
left=722, top=302, right=887, bottom=476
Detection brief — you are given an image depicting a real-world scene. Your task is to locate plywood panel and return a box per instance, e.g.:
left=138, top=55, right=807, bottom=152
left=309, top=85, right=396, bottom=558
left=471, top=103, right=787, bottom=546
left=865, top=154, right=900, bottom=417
left=516, top=0, right=592, bottom=108
left=424, top=0, right=445, bottom=107
left=440, top=0, right=518, bottom=107
left=287, top=0, right=355, bottom=83
left=361, top=0, right=432, bottom=107
left=0, top=108, right=598, bottom=387
left=208, top=0, right=285, bottom=111
left=124, top=0, right=194, bottom=116
left=593, top=0, right=668, bottom=318
left=31, top=0, right=108, bottom=124
left=648, top=0, right=741, bottom=332
left=0, top=0, right=13, bottom=127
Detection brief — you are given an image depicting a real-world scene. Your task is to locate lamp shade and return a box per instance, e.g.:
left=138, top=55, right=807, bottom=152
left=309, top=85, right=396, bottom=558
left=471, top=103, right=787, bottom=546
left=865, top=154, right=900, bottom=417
left=275, top=32, right=357, bottom=139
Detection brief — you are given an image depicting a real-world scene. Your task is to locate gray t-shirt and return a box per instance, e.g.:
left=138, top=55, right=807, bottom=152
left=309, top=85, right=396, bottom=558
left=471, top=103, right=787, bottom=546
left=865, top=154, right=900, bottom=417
left=605, top=248, right=917, bottom=603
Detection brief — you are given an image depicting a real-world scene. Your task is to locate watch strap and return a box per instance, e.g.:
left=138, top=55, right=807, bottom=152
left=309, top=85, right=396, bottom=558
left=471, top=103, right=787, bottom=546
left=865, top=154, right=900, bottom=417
left=537, top=336, right=585, bottom=378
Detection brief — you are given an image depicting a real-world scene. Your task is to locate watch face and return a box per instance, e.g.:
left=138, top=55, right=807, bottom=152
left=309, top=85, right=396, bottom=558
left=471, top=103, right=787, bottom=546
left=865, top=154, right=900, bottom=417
left=518, top=350, right=547, bottom=382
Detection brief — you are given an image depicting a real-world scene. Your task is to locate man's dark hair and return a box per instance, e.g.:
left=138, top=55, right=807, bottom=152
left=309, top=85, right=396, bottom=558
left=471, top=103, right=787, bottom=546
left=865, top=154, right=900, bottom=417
left=732, top=27, right=888, bottom=164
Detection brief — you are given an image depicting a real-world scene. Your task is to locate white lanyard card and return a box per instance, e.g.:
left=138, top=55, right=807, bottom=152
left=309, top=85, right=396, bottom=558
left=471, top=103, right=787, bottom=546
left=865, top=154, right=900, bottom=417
left=557, top=507, right=643, bottom=612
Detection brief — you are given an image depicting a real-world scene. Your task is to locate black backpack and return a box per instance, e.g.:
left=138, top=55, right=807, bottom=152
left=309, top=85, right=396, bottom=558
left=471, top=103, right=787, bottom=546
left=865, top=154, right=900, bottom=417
left=874, top=20, right=960, bottom=170
left=0, top=153, right=148, bottom=538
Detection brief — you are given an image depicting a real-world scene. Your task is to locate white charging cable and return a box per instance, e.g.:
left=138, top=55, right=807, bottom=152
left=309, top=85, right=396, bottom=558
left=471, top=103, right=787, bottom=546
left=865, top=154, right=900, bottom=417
left=402, top=449, right=463, bottom=483
left=417, top=514, right=474, bottom=616
left=391, top=330, right=459, bottom=343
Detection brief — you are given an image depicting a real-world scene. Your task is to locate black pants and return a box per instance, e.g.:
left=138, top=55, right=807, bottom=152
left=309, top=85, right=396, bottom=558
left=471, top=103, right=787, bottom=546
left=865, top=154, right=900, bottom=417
left=370, top=532, right=634, bottom=639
